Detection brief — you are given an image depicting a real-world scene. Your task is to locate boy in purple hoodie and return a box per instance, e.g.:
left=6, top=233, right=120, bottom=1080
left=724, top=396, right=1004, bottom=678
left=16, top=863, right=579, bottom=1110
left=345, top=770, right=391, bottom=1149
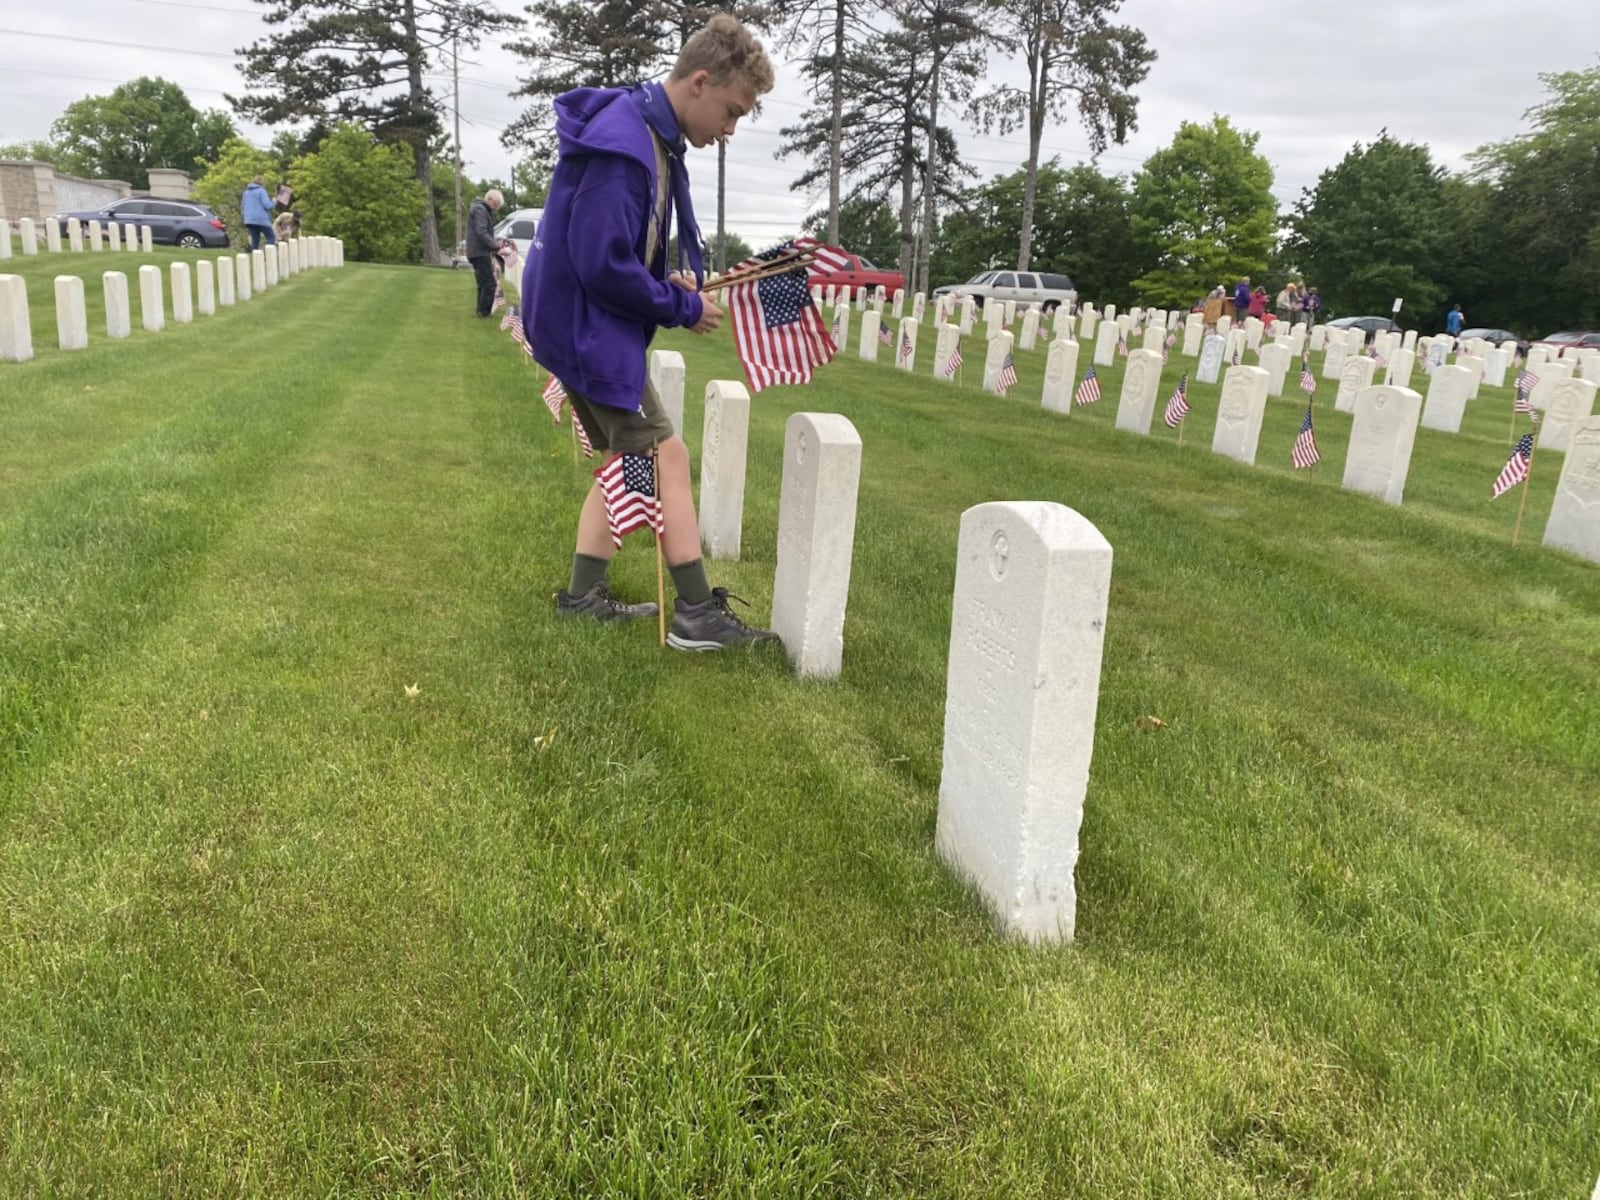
left=525, top=15, right=778, bottom=651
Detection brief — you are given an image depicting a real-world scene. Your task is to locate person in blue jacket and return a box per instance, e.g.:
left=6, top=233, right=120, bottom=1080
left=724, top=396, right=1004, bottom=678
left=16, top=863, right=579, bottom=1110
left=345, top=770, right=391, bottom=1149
left=1445, top=304, right=1465, bottom=337
left=241, top=176, right=277, bottom=250
left=1233, top=276, right=1251, bottom=321
left=524, top=15, right=779, bottom=651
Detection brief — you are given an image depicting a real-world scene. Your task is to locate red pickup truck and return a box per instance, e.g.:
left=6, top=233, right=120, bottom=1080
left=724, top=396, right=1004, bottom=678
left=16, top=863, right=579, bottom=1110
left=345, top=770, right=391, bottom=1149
left=807, top=249, right=905, bottom=298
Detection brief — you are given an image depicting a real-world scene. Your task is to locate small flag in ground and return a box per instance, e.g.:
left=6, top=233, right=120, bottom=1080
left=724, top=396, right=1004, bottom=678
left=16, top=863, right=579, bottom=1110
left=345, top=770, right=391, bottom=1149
left=1291, top=403, right=1321, bottom=469
left=726, top=240, right=840, bottom=392
left=996, top=351, right=1018, bottom=395
left=491, top=290, right=505, bottom=313
left=1369, top=346, right=1388, bottom=369
left=1514, top=380, right=1541, bottom=423
left=572, top=409, right=594, bottom=458
left=596, top=451, right=664, bottom=547
left=1163, top=332, right=1176, bottom=363
left=945, top=343, right=964, bottom=379
left=541, top=374, right=566, bottom=423
left=499, top=310, right=515, bottom=331
left=1074, top=365, right=1101, bottom=406
left=1491, top=434, right=1534, bottom=499
left=1116, top=334, right=1127, bottom=357
left=879, top=317, right=893, bottom=346
left=1162, top=372, right=1190, bottom=428
left=1299, top=354, right=1317, bottom=395
left=1517, top=369, right=1540, bottom=393
left=897, top=328, right=913, bottom=364
left=1232, top=341, right=1242, bottom=366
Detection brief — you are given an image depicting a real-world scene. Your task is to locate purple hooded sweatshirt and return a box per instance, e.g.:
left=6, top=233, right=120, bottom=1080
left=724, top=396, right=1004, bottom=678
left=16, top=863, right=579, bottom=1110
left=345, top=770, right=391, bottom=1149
left=523, top=84, right=705, bottom=412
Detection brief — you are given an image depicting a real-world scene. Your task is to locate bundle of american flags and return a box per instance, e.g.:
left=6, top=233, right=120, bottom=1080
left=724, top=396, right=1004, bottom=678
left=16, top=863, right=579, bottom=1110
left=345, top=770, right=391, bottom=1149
left=1291, top=403, right=1321, bottom=469
left=1074, top=366, right=1101, bottom=406
left=725, top=237, right=847, bottom=393
left=1162, top=373, right=1190, bottom=428
left=996, top=351, right=1018, bottom=395
left=596, top=451, right=664, bottom=547
left=1491, top=434, right=1534, bottom=499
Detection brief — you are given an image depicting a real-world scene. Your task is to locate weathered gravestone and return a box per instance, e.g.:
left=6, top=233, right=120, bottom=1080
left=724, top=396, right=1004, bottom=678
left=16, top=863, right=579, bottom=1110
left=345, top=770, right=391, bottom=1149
left=1041, top=338, right=1079, bottom=414
left=650, top=349, right=686, bottom=435
left=1343, top=385, right=1422, bottom=505
left=44, top=219, right=61, bottom=254
left=55, top=275, right=87, bottom=350
left=18, top=218, right=38, bottom=256
left=983, top=331, right=1016, bottom=396
left=1181, top=313, right=1204, bottom=357
left=891, top=289, right=904, bottom=318
left=830, top=303, right=851, bottom=355
left=0, top=275, right=32, bottom=362
left=140, top=225, right=153, bottom=254
left=1115, top=349, right=1162, bottom=434
left=1078, top=309, right=1097, bottom=343
left=195, top=260, right=215, bottom=317
left=1213, top=365, right=1270, bottom=464
left=1385, top=348, right=1417, bottom=391
left=169, top=262, right=193, bottom=324
left=217, top=256, right=237, bottom=306
left=699, top=380, right=750, bottom=560
left=1196, top=334, right=1227, bottom=384
left=1020, top=308, right=1040, bottom=351
left=1323, top=339, right=1348, bottom=380
left=1259, top=342, right=1291, bottom=396
left=1093, top=321, right=1119, bottom=367
left=0, top=224, right=11, bottom=260
left=959, top=296, right=976, bottom=335
left=1483, top=347, right=1510, bottom=389
left=986, top=302, right=1006, bottom=341
left=1335, top=354, right=1377, bottom=414
left=858, top=310, right=883, bottom=363
left=1542, top=416, right=1600, bottom=563
left=1421, top=365, right=1473, bottom=433
left=911, top=292, right=925, bottom=323
left=102, top=271, right=131, bottom=338
left=249, top=250, right=265, bottom=293
left=122, top=223, right=136, bottom=250
left=1003, top=299, right=1017, bottom=326
left=934, top=324, right=961, bottom=381
left=87, top=219, right=103, bottom=251
left=1531, top=360, right=1575, bottom=411
left=106, top=221, right=121, bottom=252
left=896, top=317, right=919, bottom=372
left=66, top=221, right=82, bottom=253
left=1308, top=324, right=1326, bottom=352
left=1425, top=340, right=1449, bottom=374
left=935, top=501, right=1113, bottom=944
left=138, top=264, right=164, bottom=332
left=1141, top=320, right=1165, bottom=353
left=1540, top=378, right=1598, bottom=455
left=265, top=246, right=280, bottom=287
left=771, top=412, right=863, bottom=679
left=1401, top=328, right=1418, bottom=352
left=1457, top=353, right=1485, bottom=399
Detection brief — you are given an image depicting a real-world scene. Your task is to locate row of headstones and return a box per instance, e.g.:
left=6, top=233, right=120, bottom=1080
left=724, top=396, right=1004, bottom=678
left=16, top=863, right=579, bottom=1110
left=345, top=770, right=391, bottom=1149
left=646, top=347, right=1107, bottom=943
left=2, top=217, right=161, bottom=257
left=0, top=238, right=345, bottom=362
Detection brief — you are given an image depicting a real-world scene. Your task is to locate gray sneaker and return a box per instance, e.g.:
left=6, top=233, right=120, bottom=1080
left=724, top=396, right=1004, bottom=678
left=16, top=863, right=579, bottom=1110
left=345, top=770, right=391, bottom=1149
left=555, top=581, right=659, bottom=623
left=667, top=588, right=780, bottom=652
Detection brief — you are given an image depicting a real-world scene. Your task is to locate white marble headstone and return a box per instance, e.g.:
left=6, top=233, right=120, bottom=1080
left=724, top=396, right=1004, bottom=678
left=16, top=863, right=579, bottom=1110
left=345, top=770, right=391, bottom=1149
left=1335, top=355, right=1377, bottom=414
left=1041, top=339, right=1079, bottom=415
left=1259, top=342, right=1292, bottom=396
left=1343, top=385, right=1422, bottom=505
left=1213, top=365, right=1270, bottom=464
left=934, top=324, right=961, bottom=381
left=138, top=263, right=164, bottom=332
left=1542, top=416, right=1600, bottom=563
left=1093, top=321, right=1119, bottom=367
left=195, top=259, right=215, bottom=316
left=1115, top=349, right=1163, bottom=435
left=1539, top=378, right=1598, bottom=455
left=169, top=262, right=193, bottom=324
left=0, top=274, right=32, bottom=362
left=1020, top=308, right=1040, bottom=351
left=1421, top=365, right=1473, bottom=433
left=1197, top=334, right=1227, bottom=385
left=1384, top=348, right=1417, bottom=391
left=650, top=349, right=686, bottom=436
left=217, top=256, right=237, bottom=306
left=103, top=271, right=131, bottom=338
left=54, top=275, right=87, bottom=350
left=896, top=317, right=919, bottom=372
left=699, top=380, right=750, bottom=560
left=983, top=331, right=1016, bottom=396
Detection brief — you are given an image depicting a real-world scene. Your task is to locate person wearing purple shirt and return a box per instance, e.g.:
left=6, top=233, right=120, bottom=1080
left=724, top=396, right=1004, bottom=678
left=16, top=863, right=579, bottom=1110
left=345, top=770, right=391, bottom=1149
left=524, top=16, right=780, bottom=651
left=1233, top=277, right=1251, bottom=320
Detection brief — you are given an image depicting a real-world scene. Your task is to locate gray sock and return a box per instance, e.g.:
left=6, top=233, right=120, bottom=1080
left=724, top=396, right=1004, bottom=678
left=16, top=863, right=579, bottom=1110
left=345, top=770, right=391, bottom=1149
left=669, top=559, right=712, bottom=605
left=568, top=554, right=610, bottom=596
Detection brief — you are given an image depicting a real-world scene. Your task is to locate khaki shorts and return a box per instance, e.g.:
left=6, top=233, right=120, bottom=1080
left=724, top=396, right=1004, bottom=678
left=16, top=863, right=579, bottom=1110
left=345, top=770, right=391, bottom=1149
left=566, top=378, right=676, bottom=455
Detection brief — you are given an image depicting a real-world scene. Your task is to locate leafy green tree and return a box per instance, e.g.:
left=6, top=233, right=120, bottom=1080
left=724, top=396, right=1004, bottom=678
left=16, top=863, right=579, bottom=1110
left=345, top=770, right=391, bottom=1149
left=804, top=197, right=901, bottom=265
left=933, top=160, right=1132, bottom=296
left=1288, top=132, right=1452, bottom=322
left=974, top=0, right=1153, bottom=271
left=192, top=138, right=283, bottom=248
left=0, top=139, right=61, bottom=163
left=1466, top=64, right=1600, bottom=332
left=48, top=78, right=234, bottom=190
left=233, top=0, right=516, bottom=265
left=714, top=231, right=753, bottom=265
left=290, top=124, right=429, bottom=263
left=1128, top=115, right=1275, bottom=308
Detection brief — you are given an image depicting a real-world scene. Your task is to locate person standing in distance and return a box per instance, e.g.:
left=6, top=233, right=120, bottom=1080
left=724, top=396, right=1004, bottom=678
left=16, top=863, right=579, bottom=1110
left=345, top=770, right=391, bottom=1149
left=241, top=175, right=277, bottom=250
left=466, top=188, right=504, bottom=317
left=524, top=14, right=779, bottom=650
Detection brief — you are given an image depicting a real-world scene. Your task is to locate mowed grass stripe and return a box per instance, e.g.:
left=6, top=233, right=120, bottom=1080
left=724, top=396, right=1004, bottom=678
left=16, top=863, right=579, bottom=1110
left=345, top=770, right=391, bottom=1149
left=0, top=276, right=1594, bottom=1196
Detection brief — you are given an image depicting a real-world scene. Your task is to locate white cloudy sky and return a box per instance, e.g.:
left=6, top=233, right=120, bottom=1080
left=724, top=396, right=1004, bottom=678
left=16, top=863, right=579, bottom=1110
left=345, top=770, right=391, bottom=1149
left=2, top=0, right=1594, bottom=257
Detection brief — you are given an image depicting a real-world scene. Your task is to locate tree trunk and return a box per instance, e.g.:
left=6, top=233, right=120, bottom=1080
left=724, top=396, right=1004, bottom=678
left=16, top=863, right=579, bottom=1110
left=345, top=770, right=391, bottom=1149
left=716, top=138, right=727, bottom=271
left=403, top=0, right=442, bottom=265
left=826, top=0, right=845, bottom=245
left=1017, top=51, right=1045, bottom=272
left=918, top=49, right=941, bottom=296
left=899, top=150, right=916, bottom=289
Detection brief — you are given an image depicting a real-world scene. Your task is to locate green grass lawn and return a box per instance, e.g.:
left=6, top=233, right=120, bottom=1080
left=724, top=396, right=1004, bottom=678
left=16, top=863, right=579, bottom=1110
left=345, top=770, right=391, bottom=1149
left=0, top=257, right=1596, bottom=1198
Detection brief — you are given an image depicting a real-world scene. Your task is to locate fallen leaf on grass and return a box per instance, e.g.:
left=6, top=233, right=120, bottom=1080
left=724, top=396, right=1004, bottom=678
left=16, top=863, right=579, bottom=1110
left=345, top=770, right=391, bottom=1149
left=1134, top=714, right=1167, bottom=733
left=532, top=728, right=557, bottom=751
left=404, top=683, right=420, bottom=698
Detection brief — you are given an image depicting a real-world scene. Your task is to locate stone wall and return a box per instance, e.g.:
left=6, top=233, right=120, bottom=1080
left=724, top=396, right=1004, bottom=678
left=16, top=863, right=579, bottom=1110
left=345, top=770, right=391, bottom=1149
left=0, top=159, right=131, bottom=226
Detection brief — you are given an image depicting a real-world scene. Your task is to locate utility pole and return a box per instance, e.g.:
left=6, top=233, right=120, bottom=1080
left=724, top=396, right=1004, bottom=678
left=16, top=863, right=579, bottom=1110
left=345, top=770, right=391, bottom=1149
left=452, top=32, right=463, bottom=254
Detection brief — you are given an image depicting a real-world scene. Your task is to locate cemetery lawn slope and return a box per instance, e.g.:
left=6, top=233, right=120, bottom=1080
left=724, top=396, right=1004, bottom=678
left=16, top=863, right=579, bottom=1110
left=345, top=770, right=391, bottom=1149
left=0, top=270, right=1595, bottom=1198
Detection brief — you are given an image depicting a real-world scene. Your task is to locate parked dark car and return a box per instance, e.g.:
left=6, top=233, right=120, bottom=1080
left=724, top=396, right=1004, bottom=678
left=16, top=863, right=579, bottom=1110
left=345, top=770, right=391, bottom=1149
left=1326, top=315, right=1399, bottom=342
left=1458, top=327, right=1530, bottom=354
left=50, top=197, right=229, bottom=248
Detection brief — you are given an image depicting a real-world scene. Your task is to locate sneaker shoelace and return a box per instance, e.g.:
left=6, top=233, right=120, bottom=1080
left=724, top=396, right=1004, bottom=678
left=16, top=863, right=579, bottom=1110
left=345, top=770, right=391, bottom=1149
left=710, top=589, right=758, bottom=630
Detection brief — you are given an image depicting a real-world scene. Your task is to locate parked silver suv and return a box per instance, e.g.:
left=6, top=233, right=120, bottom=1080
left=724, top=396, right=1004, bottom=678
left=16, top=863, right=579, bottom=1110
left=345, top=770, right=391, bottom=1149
left=933, top=269, right=1076, bottom=312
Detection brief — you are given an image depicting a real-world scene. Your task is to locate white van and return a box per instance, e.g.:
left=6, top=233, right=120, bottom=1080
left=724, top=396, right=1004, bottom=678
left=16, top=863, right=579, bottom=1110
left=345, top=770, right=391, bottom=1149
left=494, top=207, right=543, bottom=257
left=932, top=269, right=1076, bottom=312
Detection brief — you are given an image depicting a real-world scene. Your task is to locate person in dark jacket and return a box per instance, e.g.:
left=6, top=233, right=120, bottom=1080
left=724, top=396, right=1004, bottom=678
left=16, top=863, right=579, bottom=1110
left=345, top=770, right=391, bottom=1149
left=524, top=14, right=778, bottom=649
left=466, top=189, right=503, bottom=316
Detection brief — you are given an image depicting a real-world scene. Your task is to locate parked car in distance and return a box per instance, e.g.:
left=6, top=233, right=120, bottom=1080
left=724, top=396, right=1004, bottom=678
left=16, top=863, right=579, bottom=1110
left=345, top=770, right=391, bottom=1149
left=806, top=250, right=904, bottom=299
left=1458, top=327, right=1529, bottom=354
left=50, top=197, right=229, bottom=248
left=494, top=207, right=542, bottom=257
left=1326, top=315, right=1399, bottom=342
left=932, top=269, right=1076, bottom=312
left=1533, top=330, right=1600, bottom=354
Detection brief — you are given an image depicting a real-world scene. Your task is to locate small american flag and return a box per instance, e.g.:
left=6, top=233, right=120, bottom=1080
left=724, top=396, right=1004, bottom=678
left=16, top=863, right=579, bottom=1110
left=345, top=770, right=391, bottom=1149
left=727, top=240, right=842, bottom=392
left=1517, top=369, right=1540, bottom=393
left=541, top=374, right=565, bottom=424
left=1116, top=334, right=1127, bottom=357
left=879, top=317, right=893, bottom=346
left=1162, top=373, right=1190, bottom=428
left=1491, top=434, right=1534, bottom=499
left=1369, top=346, right=1388, bottom=369
left=1514, top=379, right=1541, bottom=424
left=499, top=310, right=515, bottom=331
left=996, top=351, right=1018, bottom=395
left=1163, top=332, right=1176, bottom=364
left=596, top=451, right=664, bottom=547
left=897, top=328, right=913, bottom=364
left=1232, top=341, right=1242, bottom=366
left=573, top=416, right=594, bottom=458
left=1291, top=403, right=1321, bottom=469
left=491, top=290, right=505, bottom=313
left=945, top=343, right=964, bottom=379
left=1074, top=365, right=1101, bottom=406
left=1299, top=354, right=1317, bottom=395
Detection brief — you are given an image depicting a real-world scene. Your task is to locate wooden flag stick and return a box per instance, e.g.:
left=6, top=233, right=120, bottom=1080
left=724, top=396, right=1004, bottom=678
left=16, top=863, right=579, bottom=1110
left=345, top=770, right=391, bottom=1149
left=1510, top=424, right=1543, bottom=549
left=1176, top=417, right=1186, bottom=449
left=1508, top=391, right=1519, bottom=445
left=570, top=409, right=579, bottom=463
left=652, top=444, right=666, bottom=647
left=698, top=250, right=816, bottom=294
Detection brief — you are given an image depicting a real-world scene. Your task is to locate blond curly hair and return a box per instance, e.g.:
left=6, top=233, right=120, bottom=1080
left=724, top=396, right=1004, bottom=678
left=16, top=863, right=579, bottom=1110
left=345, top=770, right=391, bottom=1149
left=670, top=14, right=775, bottom=96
